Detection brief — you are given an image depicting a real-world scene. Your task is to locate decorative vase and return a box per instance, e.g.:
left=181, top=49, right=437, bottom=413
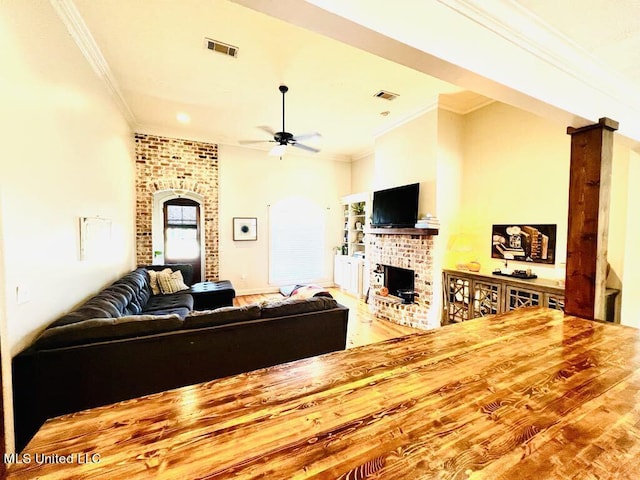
left=467, top=261, right=481, bottom=272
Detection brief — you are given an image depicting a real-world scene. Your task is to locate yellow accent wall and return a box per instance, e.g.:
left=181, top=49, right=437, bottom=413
left=352, top=100, right=636, bottom=326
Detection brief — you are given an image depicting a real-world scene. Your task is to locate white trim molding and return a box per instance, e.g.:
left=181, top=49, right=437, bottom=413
left=49, top=0, right=136, bottom=125
left=373, top=98, right=439, bottom=138
left=437, top=0, right=640, bottom=114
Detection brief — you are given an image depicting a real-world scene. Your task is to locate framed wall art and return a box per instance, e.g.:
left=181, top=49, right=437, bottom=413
left=233, top=217, right=257, bottom=241
left=491, top=224, right=557, bottom=265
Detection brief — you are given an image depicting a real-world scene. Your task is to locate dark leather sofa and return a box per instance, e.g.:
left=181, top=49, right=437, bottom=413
left=12, top=266, right=349, bottom=451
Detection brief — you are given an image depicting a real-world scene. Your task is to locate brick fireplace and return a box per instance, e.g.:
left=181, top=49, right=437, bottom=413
left=368, top=231, right=437, bottom=330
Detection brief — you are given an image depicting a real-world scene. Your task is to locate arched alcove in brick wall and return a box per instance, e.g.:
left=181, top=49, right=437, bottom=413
left=134, top=134, right=219, bottom=281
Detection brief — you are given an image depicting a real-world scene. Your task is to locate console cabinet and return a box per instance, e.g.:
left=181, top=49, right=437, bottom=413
left=334, top=255, right=364, bottom=298
left=442, top=269, right=616, bottom=325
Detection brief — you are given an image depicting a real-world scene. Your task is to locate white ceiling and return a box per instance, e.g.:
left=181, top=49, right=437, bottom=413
left=64, top=0, right=640, bottom=160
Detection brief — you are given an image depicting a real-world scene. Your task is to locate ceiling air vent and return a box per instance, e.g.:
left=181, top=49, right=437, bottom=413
left=205, top=38, right=238, bottom=58
left=374, top=90, right=399, bottom=101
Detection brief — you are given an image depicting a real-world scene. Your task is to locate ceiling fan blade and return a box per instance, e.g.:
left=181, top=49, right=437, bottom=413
left=269, top=144, right=287, bottom=156
left=292, top=132, right=322, bottom=142
left=238, top=139, right=274, bottom=145
left=257, top=125, right=277, bottom=136
left=292, top=142, right=320, bottom=153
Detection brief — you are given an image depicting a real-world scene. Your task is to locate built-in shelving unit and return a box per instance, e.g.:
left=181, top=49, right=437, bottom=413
left=338, top=193, right=370, bottom=256
left=335, top=192, right=370, bottom=298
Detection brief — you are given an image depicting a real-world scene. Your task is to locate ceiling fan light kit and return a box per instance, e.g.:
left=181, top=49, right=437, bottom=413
left=239, top=85, right=322, bottom=157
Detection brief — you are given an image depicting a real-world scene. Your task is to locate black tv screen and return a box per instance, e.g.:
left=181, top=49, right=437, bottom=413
left=371, top=183, right=419, bottom=228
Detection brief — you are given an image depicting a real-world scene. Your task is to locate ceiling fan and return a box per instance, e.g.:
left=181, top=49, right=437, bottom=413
left=239, top=85, right=321, bottom=156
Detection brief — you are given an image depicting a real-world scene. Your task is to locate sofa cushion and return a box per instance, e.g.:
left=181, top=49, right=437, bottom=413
left=144, top=293, right=194, bottom=313
left=35, top=314, right=184, bottom=349
left=51, top=306, right=113, bottom=328
left=111, top=282, right=145, bottom=314
left=184, top=304, right=261, bottom=329
left=260, top=296, right=338, bottom=319
left=101, top=283, right=136, bottom=314
left=113, top=269, right=152, bottom=310
left=95, top=289, right=130, bottom=316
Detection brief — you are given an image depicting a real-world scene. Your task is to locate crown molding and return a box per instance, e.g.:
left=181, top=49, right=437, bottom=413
left=438, top=98, right=495, bottom=115
left=437, top=0, right=640, bottom=113
left=49, top=0, right=135, bottom=125
left=350, top=148, right=375, bottom=162
left=373, top=98, right=439, bottom=138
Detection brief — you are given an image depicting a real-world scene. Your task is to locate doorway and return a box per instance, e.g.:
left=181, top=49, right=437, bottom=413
left=163, top=198, right=202, bottom=282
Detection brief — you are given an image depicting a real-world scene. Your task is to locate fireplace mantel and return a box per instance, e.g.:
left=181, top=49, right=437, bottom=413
left=366, top=227, right=439, bottom=236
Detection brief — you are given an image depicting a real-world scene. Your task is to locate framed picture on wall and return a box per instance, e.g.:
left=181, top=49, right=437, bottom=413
left=233, top=217, right=257, bottom=241
left=491, top=224, right=557, bottom=265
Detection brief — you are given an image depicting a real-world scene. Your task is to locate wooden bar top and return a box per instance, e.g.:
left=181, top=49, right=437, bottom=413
left=7, top=307, right=640, bottom=479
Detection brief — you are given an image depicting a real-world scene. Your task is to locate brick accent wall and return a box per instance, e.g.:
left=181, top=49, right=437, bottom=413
left=368, top=233, right=436, bottom=329
left=134, top=133, right=219, bottom=280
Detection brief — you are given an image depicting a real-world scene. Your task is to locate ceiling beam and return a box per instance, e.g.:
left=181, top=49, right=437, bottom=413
left=233, top=0, right=640, bottom=150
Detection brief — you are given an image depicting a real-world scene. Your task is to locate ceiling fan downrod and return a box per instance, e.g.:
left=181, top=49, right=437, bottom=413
left=279, top=85, right=288, bottom=141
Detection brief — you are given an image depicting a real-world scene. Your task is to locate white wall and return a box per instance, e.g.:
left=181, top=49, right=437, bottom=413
left=432, top=108, right=465, bottom=324
left=621, top=151, right=640, bottom=328
left=608, top=143, right=630, bottom=289
left=350, top=151, right=375, bottom=195
left=218, top=145, right=351, bottom=293
left=0, top=1, right=136, bottom=357
left=373, top=109, right=439, bottom=217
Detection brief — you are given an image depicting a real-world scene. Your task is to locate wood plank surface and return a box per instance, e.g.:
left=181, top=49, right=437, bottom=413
left=7, top=307, right=640, bottom=479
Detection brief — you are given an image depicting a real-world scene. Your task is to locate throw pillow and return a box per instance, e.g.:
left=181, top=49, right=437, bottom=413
left=290, top=285, right=333, bottom=299
left=147, top=268, right=171, bottom=295
left=157, top=269, right=189, bottom=294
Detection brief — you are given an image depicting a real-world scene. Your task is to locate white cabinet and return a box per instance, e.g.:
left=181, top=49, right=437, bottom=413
left=334, top=255, right=364, bottom=298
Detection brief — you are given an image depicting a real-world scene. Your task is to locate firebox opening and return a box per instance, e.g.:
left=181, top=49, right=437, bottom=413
left=384, top=265, right=415, bottom=301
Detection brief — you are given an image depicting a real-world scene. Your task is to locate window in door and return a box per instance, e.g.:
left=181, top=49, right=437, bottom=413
left=164, top=198, right=202, bottom=282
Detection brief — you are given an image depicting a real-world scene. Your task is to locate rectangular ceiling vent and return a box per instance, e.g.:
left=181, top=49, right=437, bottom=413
left=205, top=38, right=238, bottom=58
left=374, top=90, right=399, bottom=101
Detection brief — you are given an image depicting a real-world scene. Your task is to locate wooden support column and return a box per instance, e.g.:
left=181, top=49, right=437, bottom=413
left=565, top=117, right=618, bottom=320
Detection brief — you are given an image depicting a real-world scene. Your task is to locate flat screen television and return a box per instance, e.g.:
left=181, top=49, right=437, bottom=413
left=371, top=183, right=420, bottom=228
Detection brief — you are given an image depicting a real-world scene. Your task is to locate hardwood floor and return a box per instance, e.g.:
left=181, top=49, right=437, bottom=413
left=234, top=287, right=422, bottom=348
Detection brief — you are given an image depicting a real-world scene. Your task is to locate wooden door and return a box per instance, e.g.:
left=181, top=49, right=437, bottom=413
left=163, top=198, right=202, bottom=282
